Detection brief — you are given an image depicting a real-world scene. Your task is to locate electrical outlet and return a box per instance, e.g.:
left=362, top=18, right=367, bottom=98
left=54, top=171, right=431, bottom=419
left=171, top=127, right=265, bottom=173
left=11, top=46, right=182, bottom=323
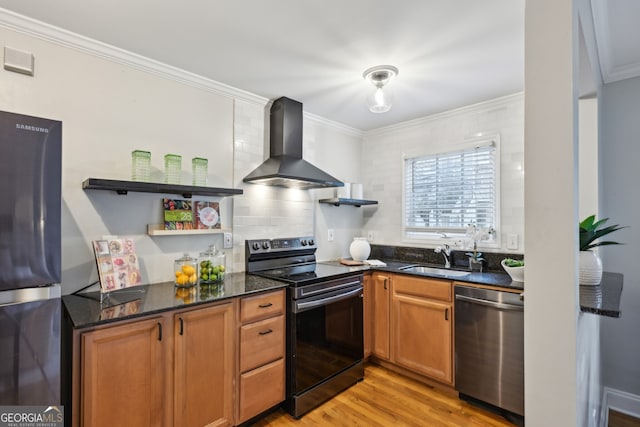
left=507, top=233, right=518, bottom=250
left=328, top=229, right=334, bottom=242
left=367, top=230, right=375, bottom=242
left=223, top=232, right=233, bottom=249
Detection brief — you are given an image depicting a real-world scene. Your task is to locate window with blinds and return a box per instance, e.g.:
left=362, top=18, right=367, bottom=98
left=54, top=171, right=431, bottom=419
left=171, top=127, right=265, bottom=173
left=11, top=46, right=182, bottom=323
left=404, top=141, right=497, bottom=236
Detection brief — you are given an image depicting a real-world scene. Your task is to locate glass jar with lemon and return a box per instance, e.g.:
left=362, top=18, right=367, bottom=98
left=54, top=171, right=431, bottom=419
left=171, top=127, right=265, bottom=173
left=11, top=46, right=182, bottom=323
left=174, top=253, right=198, bottom=287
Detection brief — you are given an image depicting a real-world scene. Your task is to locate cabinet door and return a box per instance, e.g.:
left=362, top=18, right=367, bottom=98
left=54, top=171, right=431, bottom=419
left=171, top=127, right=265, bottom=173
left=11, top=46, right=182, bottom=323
left=372, top=273, right=391, bottom=360
left=392, top=293, right=453, bottom=384
left=81, top=317, right=168, bottom=427
left=174, top=302, right=234, bottom=427
left=363, top=274, right=372, bottom=358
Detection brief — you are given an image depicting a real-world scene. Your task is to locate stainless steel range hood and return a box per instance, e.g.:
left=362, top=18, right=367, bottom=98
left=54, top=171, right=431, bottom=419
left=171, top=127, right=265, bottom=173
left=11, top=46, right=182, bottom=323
left=243, top=97, right=344, bottom=189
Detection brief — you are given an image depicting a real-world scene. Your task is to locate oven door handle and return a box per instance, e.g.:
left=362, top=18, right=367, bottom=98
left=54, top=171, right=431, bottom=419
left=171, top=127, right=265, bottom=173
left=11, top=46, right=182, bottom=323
left=294, top=286, right=362, bottom=313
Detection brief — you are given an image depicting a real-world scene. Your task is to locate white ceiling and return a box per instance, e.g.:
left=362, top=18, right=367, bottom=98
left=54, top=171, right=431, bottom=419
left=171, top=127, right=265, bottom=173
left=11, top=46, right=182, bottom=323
left=0, top=1, right=638, bottom=131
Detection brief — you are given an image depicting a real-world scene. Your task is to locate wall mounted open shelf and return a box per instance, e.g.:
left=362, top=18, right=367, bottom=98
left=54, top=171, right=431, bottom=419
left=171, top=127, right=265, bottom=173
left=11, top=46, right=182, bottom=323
left=318, top=198, right=378, bottom=207
left=146, top=224, right=229, bottom=237
left=82, top=178, right=243, bottom=198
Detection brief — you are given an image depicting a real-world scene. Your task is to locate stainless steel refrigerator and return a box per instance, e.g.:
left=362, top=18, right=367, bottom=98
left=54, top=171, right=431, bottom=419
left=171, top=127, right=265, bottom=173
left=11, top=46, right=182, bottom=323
left=0, top=111, right=62, bottom=405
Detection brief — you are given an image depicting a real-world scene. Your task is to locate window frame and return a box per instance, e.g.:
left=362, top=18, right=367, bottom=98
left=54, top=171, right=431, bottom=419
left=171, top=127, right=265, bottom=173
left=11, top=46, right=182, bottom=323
left=401, top=135, right=501, bottom=249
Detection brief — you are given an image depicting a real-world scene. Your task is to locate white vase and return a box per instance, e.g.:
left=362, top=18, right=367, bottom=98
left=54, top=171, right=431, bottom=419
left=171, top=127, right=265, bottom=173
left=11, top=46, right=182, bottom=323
left=579, top=250, right=603, bottom=286
left=350, top=237, right=371, bottom=261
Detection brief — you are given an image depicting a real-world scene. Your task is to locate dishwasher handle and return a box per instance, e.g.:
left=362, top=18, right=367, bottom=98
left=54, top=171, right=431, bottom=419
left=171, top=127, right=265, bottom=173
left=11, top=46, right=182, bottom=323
left=455, top=293, right=523, bottom=311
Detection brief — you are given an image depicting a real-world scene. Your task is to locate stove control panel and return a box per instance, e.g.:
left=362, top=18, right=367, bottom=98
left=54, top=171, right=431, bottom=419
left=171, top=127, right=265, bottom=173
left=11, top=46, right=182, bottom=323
left=245, top=236, right=316, bottom=255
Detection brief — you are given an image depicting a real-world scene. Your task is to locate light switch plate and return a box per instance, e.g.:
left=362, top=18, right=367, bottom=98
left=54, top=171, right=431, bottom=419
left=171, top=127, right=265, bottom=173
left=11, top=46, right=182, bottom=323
left=367, top=230, right=375, bottom=242
left=507, top=233, right=518, bottom=250
left=223, top=232, right=233, bottom=249
left=328, top=229, right=334, bottom=242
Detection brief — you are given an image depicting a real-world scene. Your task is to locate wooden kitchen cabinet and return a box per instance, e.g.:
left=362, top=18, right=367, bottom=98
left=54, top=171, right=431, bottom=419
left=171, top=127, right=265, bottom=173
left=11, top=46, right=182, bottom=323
left=392, top=275, right=453, bottom=384
left=371, top=272, right=392, bottom=360
left=174, top=302, right=234, bottom=427
left=237, top=289, right=285, bottom=424
left=79, top=316, right=170, bottom=427
left=76, top=300, right=235, bottom=427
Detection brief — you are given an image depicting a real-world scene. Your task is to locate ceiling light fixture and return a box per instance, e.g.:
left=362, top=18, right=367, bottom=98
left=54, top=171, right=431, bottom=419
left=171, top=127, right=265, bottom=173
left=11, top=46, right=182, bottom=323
left=362, top=65, right=399, bottom=113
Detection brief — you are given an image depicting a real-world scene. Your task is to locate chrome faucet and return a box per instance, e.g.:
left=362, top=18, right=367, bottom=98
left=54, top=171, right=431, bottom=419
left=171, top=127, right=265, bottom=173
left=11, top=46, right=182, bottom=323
left=435, top=245, right=451, bottom=268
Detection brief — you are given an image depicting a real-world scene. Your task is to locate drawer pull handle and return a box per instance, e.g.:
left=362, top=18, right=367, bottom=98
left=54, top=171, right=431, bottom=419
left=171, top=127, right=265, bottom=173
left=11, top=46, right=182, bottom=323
left=383, top=278, right=388, bottom=290
left=445, top=308, right=449, bottom=321
left=179, top=317, right=184, bottom=335
left=259, top=303, right=273, bottom=308
left=259, top=329, right=273, bottom=336
left=157, top=322, right=163, bottom=341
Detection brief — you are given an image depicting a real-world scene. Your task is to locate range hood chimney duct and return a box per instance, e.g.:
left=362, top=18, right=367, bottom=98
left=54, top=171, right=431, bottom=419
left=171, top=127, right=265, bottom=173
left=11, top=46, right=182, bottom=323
left=243, top=97, right=344, bottom=189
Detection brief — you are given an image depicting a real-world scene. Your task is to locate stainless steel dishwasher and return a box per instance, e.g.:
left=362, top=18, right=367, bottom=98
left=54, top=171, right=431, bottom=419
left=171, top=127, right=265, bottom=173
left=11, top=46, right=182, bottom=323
left=454, top=285, right=524, bottom=420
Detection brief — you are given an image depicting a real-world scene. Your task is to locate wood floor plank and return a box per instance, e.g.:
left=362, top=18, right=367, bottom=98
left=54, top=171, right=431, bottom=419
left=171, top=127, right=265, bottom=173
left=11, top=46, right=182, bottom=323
left=609, top=409, right=640, bottom=427
left=251, top=364, right=516, bottom=426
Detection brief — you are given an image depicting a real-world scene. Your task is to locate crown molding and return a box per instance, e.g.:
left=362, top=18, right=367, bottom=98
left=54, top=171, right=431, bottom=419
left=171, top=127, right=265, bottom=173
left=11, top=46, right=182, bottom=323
left=591, top=0, right=640, bottom=84
left=303, top=111, right=363, bottom=138
left=0, top=8, right=268, bottom=106
left=364, top=92, right=524, bottom=137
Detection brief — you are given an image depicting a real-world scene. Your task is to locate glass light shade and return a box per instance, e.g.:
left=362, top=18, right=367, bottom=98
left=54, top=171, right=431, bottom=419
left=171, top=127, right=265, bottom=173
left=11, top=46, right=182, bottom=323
left=367, top=86, right=393, bottom=113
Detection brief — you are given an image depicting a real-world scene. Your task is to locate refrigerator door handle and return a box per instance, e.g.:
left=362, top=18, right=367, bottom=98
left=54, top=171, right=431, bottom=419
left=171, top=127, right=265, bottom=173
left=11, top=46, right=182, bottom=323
left=0, top=284, right=61, bottom=306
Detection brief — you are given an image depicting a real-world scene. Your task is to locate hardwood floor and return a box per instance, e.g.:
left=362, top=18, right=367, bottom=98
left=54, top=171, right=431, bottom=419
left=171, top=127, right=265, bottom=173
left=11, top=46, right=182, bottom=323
left=609, top=409, right=640, bottom=427
left=251, top=364, right=517, bottom=426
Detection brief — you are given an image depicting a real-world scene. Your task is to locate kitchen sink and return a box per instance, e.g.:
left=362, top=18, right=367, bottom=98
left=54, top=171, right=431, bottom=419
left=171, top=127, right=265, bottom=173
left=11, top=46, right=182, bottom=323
left=399, top=265, right=470, bottom=278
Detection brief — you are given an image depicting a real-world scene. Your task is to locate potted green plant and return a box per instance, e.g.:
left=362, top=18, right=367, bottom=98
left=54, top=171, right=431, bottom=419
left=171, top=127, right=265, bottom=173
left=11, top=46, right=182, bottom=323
left=579, top=215, right=626, bottom=285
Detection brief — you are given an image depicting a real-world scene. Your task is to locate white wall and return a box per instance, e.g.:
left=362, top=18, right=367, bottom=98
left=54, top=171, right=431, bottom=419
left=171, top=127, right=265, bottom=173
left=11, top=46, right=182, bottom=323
left=524, top=0, right=580, bottom=426
left=0, top=23, right=365, bottom=292
left=600, top=75, right=640, bottom=400
left=0, top=26, right=237, bottom=294
left=360, top=93, right=524, bottom=253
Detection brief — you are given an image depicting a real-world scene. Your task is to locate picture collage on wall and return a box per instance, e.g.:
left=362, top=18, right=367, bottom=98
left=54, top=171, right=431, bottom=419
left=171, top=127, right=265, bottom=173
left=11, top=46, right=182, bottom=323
left=93, top=238, right=142, bottom=292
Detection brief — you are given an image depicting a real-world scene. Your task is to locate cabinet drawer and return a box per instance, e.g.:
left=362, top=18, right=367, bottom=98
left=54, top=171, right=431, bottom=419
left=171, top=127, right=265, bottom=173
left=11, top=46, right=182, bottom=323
left=238, top=358, right=285, bottom=423
left=240, top=290, right=285, bottom=323
left=394, top=275, right=451, bottom=302
left=240, top=315, right=284, bottom=372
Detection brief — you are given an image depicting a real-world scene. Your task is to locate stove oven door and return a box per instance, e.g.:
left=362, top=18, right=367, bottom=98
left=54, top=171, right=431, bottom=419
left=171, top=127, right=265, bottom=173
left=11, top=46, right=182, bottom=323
left=286, top=276, right=364, bottom=417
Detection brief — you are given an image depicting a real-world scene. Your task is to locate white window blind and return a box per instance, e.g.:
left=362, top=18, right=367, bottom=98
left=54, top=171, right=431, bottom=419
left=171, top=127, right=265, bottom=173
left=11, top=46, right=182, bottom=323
left=404, top=142, right=496, bottom=234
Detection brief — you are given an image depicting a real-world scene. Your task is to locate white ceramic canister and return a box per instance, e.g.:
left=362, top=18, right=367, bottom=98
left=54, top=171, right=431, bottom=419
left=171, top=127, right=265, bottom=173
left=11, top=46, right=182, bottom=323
left=336, top=182, right=351, bottom=199
left=349, top=237, right=371, bottom=261
left=351, top=183, right=363, bottom=200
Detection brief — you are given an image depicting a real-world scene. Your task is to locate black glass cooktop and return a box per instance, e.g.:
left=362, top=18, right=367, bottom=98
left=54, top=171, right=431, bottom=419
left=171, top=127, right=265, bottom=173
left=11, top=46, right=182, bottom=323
left=252, top=262, right=362, bottom=286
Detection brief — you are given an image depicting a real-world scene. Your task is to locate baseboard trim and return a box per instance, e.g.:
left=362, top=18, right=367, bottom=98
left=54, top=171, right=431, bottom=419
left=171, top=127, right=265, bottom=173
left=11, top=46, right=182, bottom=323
left=602, top=387, right=640, bottom=426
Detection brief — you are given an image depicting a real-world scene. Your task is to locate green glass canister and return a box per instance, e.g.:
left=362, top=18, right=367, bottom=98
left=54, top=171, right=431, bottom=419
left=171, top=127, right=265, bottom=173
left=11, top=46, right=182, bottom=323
left=164, top=154, right=182, bottom=184
left=131, top=150, right=151, bottom=182
left=192, top=157, right=208, bottom=186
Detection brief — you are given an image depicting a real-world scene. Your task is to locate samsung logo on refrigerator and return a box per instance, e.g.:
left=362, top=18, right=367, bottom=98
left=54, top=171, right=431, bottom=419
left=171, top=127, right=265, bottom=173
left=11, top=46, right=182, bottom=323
left=15, top=123, right=49, bottom=133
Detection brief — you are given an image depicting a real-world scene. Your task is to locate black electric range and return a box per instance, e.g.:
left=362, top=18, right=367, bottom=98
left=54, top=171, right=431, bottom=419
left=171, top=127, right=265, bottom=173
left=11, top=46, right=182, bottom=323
left=245, top=236, right=360, bottom=286
left=245, top=236, right=365, bottom=419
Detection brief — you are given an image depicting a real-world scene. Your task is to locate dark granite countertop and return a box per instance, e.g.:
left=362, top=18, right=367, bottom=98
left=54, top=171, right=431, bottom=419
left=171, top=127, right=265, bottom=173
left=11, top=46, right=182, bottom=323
left=580, top=272, right=623, bottom=318
left=63, top=272, right=288, bottom=329
left=320, top=259, right=524, bottom=291
left=322, top=259, right=622, bottom=318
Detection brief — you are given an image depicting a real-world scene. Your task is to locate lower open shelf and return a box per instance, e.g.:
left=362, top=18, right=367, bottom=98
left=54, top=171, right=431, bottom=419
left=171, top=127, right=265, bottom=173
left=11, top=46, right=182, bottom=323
left=147, top=224, right=227, bottom=236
